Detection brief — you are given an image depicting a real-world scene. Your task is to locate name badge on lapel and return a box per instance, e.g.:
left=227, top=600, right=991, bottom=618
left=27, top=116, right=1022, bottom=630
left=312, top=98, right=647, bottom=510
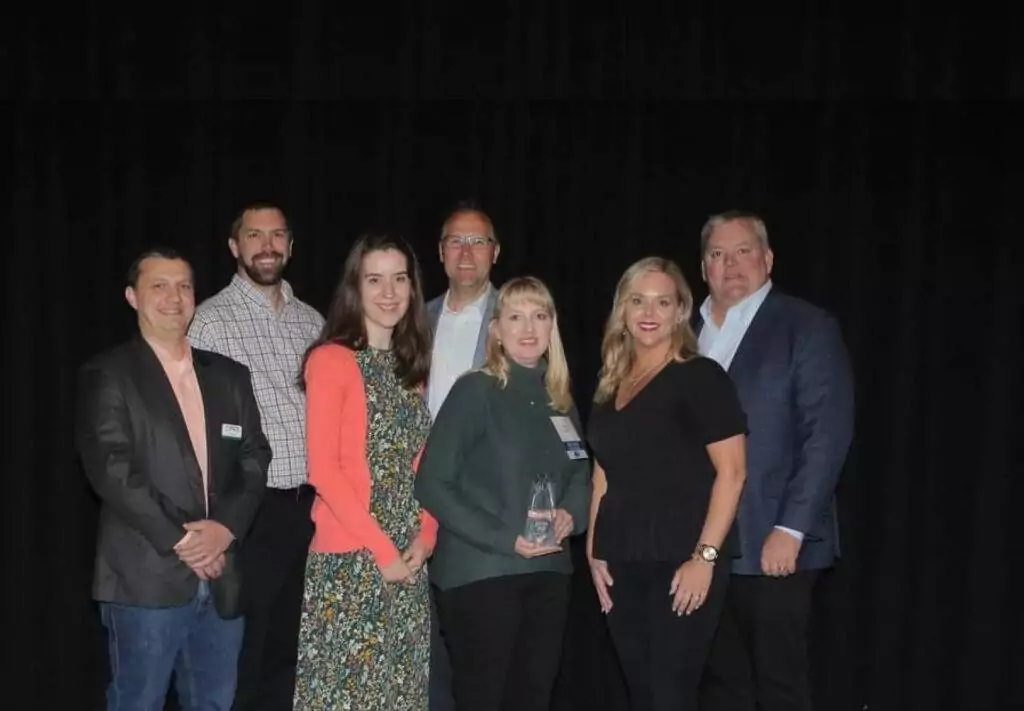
left=550, top=416, right=589, bottom=460
left=221, top=424, right=242, bottom=440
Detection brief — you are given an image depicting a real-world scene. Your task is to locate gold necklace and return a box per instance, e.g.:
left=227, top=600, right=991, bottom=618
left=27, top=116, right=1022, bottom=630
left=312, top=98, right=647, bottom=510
left=625, top=356, right=668, bottom=389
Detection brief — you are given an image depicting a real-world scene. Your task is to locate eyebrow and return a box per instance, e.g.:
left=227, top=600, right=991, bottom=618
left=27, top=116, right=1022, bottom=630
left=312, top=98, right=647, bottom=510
left=364, top=271, right=409, bottom=278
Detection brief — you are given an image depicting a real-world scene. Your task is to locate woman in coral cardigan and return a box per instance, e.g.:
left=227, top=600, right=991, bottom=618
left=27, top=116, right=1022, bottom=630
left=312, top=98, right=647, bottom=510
left=292, top=233, right=435, bottom=710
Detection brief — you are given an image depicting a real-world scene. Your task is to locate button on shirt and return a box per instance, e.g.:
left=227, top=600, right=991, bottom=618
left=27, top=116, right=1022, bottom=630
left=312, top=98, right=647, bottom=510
left=698, top=279, right=803, bottom=543
left=427, top=287, right=491, bottom=420
left=188, top=274, right=324, bottom=490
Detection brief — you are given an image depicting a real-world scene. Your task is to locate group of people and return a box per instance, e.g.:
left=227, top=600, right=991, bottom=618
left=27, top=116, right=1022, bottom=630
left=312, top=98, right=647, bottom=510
left=75, top=202, right=854, bottom=711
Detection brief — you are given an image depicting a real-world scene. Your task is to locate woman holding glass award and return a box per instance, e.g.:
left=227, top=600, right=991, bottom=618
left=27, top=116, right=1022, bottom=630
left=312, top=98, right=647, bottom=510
left=585, top=257, right=747, bottom=711
left=415, top=276, right=591, bottom=711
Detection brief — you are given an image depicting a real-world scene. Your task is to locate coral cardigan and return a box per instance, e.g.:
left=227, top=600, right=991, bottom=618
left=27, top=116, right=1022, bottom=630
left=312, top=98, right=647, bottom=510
left=304, top=343, right=437, bottom=569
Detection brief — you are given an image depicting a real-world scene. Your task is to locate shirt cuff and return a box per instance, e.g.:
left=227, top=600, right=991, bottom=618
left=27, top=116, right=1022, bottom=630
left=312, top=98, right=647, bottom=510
left=774, top=525, right=804, bottom=542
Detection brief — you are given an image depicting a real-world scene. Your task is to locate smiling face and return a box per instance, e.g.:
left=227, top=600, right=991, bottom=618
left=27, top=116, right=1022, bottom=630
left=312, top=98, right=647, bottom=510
left=492, top=295, right=553, bottom=368
left=125, top=256, right=195, bottom=339
left=229, top=207, right=293, bottom=287
left=438, top=210, right=499, bottom=291
left=360, top=248, right=411, bottom=345
left=622, top=269, right=684, bottom=352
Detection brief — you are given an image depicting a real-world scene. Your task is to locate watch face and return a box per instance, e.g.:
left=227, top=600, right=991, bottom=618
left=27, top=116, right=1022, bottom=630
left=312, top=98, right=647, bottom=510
left=701, top=546, right=718, bottom=561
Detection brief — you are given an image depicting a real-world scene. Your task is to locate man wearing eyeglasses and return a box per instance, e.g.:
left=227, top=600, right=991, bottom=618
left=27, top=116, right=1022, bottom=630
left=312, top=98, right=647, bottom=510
left=423, top=203, right=501, bottom=710
left=188, top=203, right=324, bottom=711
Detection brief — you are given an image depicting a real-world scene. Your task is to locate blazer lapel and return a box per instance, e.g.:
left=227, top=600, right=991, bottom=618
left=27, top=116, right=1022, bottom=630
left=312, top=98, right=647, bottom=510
left=473, top=284, right=498, bottom=368
left=130, top=338, right=207, bottom=512
left=192, top=349, right=218, bottom=500
left=728, top=289, right=782, bottom=378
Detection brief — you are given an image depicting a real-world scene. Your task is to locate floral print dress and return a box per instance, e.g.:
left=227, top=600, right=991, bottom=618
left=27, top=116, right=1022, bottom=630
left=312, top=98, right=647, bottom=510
left=293, top=348, right=432, bottom=710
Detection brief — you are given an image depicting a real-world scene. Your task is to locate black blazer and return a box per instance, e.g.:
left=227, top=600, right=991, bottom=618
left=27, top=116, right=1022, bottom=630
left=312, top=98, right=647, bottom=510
left=74, top=335, right=271, bottom=618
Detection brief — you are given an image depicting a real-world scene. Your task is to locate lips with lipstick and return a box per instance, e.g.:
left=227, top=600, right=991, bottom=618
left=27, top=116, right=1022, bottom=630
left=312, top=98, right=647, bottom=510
left=635, top=320, right=663, bottom=333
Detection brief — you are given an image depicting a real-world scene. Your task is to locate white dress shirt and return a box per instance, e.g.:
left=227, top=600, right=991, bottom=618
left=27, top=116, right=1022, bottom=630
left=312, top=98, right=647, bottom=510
left=697, top=280, right=804, bottom=543
left=427, top=287, right=490, bottom=420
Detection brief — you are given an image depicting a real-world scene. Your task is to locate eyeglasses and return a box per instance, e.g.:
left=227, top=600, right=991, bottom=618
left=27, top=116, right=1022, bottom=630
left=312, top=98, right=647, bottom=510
left=442, top=234, right=495, bottom=250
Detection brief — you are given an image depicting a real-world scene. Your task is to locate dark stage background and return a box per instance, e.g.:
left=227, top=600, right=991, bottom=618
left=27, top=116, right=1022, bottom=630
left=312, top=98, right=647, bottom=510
left=7, top=5, right=1024, bottom=711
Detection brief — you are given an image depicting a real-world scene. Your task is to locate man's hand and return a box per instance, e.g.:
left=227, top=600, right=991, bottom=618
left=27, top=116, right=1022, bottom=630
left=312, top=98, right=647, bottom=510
left=200, top=553, right=227, bottom=580
left=174, top=520, right=235, bottom=570
left=401, top=537, right=432, bottom=577
left=761, top=529, right=801, bottom=577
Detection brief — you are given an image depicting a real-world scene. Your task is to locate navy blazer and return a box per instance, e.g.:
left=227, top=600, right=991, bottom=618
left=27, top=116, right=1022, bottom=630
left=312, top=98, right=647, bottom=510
left=425, top=283, right=499, bottom=370
left=695, top=289, right=854, bottom=575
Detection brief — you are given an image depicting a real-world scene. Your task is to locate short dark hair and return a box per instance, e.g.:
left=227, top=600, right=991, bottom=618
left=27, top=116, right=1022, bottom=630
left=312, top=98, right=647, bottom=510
left=300, top=233, right=432, bottom=390
left=440, top=200, right=498, bottom=244
left=125, top=246, right=191, bottom=288
left=229, top=202, right=290, bottom=241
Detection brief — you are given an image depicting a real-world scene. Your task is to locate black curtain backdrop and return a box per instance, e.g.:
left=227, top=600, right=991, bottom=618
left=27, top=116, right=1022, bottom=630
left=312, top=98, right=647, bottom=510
left=7, top=5, right=1024, bottom=711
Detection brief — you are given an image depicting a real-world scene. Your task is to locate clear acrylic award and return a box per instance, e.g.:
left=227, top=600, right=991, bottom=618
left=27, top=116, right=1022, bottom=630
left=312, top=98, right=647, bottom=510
left=523, top=473, right=557, bottom=546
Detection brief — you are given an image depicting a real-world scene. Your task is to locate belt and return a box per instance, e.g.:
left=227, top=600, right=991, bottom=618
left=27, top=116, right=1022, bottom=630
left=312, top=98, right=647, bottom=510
left=266, top=483, right=315, bottom=502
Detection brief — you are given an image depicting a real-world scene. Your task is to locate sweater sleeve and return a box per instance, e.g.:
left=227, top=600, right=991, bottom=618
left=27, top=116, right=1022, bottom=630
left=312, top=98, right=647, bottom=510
left=305, top=345, right=401, bottom=569
left=414, top=374, right=519, bottom=555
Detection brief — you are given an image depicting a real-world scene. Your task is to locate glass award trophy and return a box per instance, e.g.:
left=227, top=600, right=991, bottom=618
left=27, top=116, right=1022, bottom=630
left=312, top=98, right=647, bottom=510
left=523, top=473, right=557, bottom=546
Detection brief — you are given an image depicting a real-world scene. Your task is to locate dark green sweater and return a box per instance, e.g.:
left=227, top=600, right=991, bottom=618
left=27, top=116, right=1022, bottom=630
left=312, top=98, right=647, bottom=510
left=415, top=360, right=592, bottom=591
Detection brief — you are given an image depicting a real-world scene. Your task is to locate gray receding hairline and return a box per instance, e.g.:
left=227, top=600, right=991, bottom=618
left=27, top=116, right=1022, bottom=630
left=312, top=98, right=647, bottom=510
left=700, top=210, right=770, bottom=254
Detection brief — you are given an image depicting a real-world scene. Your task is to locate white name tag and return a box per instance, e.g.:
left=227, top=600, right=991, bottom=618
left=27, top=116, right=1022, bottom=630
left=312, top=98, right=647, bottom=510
left=221, top=424, right=242, bottom=440
left=550, top=416, right=588, bottom=460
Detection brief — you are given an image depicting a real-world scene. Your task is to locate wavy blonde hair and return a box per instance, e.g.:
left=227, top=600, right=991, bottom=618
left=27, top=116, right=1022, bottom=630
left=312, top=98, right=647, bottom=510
left=481, top=276, right=573, bottom=413
left=594, top=256, right=699, bottom=403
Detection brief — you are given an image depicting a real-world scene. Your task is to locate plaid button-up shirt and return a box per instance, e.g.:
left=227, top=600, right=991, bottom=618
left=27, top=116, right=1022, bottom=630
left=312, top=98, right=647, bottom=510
left=188, top=274, right=324, bottom=489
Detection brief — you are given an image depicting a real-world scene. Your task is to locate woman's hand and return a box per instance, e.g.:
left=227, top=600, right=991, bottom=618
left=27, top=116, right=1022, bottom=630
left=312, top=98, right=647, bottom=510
left=401, top=538, right=432, bottom=577
left=514, top=536, right=562, bottom=559
left=589, top=558, right=614, bottom=613
left=669, top=559, right=712, bottom=615
left=380, top=558, right=414, bottom=584
left=553, top=509, right=574, bottom=544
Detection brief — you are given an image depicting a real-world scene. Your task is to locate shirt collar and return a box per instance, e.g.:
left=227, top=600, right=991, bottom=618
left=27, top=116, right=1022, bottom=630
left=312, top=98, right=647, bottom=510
left=700, top=279, right=773, bottom=327
left=144, top=335, right=195, bottom=374
left=443, top=282, right=492, bottom=316
left=229, top=273, right=295, bottom=310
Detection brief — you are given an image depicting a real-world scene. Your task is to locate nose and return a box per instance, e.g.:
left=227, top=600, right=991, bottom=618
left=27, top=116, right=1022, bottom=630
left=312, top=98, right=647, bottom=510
left=724, top=251, right=739, bottom=266
left=381, top=280, right=395, bottom=298
left=523, top=318, right=535, bottom=333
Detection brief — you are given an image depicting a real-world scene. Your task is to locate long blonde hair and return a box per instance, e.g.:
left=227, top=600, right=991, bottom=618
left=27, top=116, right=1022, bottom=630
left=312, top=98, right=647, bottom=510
left=481, top=276, right=574, bottom=413
left=594, top=256, right=699, bottom=403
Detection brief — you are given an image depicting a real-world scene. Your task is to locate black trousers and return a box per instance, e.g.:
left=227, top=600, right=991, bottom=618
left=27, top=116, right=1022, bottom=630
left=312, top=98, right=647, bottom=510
left=436, top=571, right=570, bottom=711
left=699, top=570, right=820, bottom=711
left=231, top=485, right=314, bottom=711
left=428, top=577, right=455, bottom=711
left=604, top=560, right=730, bottom=711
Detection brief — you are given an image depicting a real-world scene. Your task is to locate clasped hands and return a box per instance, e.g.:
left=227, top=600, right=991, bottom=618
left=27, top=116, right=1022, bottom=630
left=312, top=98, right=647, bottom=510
left=174, top=520, right=235, bottom=581
left=380, top=537, right=432, bottom=584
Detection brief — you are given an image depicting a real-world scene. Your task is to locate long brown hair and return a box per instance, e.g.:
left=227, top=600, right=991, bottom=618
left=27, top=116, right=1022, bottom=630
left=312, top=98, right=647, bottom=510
left=300, top=233, right=432, bottom=390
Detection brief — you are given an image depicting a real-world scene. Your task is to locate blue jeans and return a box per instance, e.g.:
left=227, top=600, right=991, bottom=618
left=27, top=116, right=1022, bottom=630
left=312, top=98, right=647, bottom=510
left=99, top=581, right=245, bottom=711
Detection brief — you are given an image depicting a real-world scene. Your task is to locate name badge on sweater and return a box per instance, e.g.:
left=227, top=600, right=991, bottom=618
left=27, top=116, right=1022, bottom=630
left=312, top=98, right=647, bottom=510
left=221, top=423, right=242, bottom=440
left=550, top=416, right=588, bottom=460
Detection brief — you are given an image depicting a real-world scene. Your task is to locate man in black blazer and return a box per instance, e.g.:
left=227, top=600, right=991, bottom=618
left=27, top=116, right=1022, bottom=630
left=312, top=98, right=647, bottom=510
left=695, top=212, right=854, bottom=711
left=76, top=247, right=271, bottom=711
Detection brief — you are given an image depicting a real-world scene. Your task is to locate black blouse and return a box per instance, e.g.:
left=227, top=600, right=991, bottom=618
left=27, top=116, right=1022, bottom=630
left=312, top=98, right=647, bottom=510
left=586, top=357, right=747, bottom=564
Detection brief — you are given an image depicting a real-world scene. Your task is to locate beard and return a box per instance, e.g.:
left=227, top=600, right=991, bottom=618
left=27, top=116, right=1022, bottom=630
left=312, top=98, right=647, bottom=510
left=240, top=251, right=286, bottom=286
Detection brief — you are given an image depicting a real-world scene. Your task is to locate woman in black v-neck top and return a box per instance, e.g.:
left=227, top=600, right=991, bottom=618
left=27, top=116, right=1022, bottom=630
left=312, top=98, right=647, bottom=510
left=585, top=257, right=747, bottom=711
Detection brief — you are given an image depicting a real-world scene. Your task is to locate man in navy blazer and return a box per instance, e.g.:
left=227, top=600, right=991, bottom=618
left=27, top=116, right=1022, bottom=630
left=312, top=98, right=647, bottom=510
left=695, top=211, right=854, bottom=711
left=423, top=203, right=500, bottom=711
